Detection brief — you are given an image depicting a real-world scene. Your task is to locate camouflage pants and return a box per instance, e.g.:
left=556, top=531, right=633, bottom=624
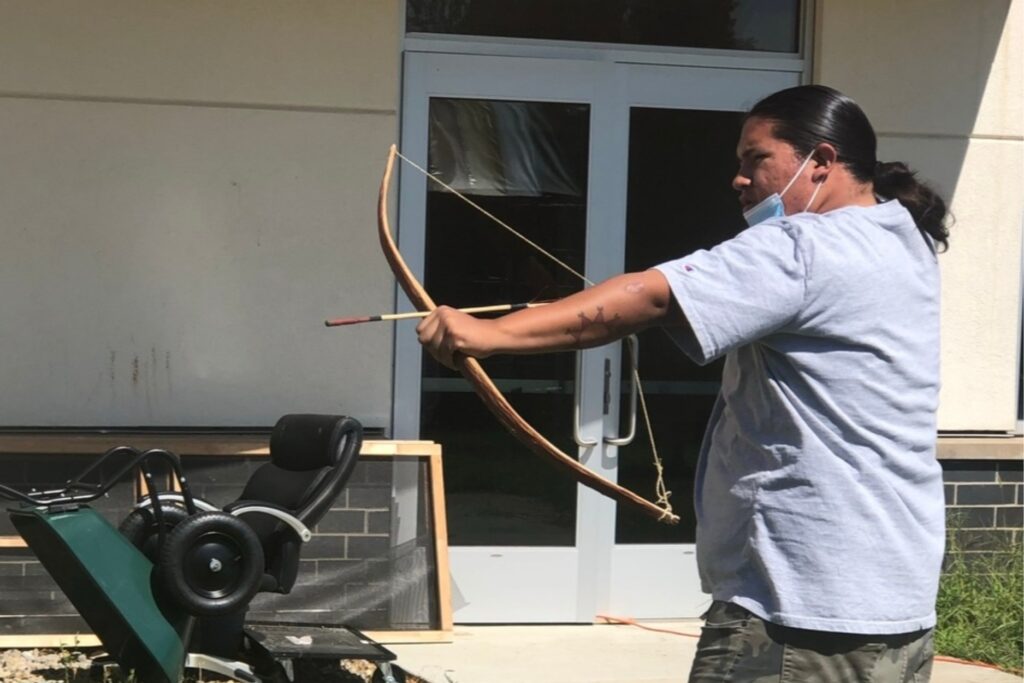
left=688, top=601, right=934, bottom=683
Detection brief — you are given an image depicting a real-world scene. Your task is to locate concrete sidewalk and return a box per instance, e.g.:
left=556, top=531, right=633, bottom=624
left=387, top=622, right=1022, bottom=683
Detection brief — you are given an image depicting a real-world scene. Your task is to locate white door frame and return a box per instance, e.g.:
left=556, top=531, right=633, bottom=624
left=396, top=52, right=615, bottom=623
left=606, top=64, right=800, bottom=618
left=396, top=50, right=803, bottom=622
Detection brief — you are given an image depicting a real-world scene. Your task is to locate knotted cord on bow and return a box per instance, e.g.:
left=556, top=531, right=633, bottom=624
left=377, top=144, right=677, bottom=524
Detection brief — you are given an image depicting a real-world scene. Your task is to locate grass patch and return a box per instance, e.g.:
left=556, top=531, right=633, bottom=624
left=935, top=529, right=1023, bottom=675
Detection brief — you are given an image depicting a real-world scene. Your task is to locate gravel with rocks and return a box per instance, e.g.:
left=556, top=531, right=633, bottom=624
left=0, top=649, right=427, bottom=682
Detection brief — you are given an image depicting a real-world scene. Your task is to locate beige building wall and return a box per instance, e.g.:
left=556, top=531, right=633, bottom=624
left=3, top=2, right=1020, bottom=433
left=815, top=0, right=1023, bottom=431
left=0, top=1, right=402, bottom=427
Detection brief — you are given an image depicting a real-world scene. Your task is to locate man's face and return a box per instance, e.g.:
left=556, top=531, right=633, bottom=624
left=733, top=116, right=811, bottom=215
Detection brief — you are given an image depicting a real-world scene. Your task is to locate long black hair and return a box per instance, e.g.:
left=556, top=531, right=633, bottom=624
left=748, top=85, right=950, bottom=251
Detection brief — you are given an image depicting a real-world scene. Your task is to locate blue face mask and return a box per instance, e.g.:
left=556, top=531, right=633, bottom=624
left=742, top=192, right=786, bottom=227
left=742, top=152, right=821, bottom=227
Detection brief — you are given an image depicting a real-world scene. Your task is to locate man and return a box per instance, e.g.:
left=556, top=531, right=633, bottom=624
left=418, top=85, right=948, bottom=682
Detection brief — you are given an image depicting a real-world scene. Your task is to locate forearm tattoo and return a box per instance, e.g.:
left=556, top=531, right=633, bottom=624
left=565, top=306, right=624, bottom=345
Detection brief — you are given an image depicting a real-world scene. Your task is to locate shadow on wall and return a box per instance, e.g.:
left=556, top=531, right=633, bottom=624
left=817, top=0, right=1016, bottom=198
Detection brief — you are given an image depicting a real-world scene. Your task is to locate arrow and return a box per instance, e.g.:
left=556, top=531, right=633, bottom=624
left=325, top=301, right=549, bottom=327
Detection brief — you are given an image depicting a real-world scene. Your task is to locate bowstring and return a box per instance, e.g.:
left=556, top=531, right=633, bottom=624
left=394, top=149, right=673, bottom=518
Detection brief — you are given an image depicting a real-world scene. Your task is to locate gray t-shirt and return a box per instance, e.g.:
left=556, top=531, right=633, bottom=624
left=655, top=200, right=945, bottom=634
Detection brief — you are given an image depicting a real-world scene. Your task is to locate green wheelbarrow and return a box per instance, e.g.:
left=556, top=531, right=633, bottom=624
left=3, top=414, right=399, bottom=683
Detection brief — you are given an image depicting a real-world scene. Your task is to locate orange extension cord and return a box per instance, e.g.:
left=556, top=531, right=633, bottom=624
left=596, top=615, right=1011, bottom=672
left=595, top=614, right=701, bottom=638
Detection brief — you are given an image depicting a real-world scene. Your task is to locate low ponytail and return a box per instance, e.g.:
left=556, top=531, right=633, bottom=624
left=748, top=85, right=951, bottom=252
left=874, top=161, right=950, bottom=252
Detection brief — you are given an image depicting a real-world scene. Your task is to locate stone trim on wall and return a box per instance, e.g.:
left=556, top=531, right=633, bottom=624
left=936, top=436, right=1023, bottom=461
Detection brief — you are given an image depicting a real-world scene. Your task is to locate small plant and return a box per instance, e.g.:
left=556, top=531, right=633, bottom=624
left=57, top=636, right=81, bottom=683
left=935, top=525, right=1023, bottom=674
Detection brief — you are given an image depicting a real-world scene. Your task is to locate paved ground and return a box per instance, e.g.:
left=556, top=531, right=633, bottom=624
left=387, top=621, right=1022, bottom=683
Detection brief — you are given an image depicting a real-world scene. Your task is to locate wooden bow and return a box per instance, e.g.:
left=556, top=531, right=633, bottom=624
left=377, top=145, right=678, bottom=524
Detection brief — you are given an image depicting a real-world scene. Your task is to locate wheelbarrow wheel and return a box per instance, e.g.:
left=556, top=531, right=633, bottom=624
left=158, top=511, right=264, bottom=617
left=119, top=504, right=190, bottom=561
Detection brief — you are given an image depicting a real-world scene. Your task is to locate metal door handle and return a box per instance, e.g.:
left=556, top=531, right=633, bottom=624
left=604, top=334, right=638, bottom=446
left=573, top=349, right=599, bottom=447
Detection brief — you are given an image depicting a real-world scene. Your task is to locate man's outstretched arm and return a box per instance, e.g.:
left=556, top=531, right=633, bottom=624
left=417, top=269, right=686, bottom=368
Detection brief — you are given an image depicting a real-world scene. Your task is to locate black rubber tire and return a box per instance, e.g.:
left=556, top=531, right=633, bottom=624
left=158, top=511, right=264, bottom=617
left=118, top=504, right=190, bottom=560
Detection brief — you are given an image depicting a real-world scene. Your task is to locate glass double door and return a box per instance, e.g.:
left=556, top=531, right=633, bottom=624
left=395, top=52, right=798, bottom=622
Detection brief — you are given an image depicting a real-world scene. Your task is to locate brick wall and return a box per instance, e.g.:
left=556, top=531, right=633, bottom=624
left=942, top=459, right=1023, bottom=554
left=0, top=449, right=442, bottom=636
left=0, top=453, right=138, bottom=637
left=4, top=451, right=1019, bottom=636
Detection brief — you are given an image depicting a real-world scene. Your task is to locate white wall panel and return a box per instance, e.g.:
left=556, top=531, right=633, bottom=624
left=816, top=0, right=1020, bottom=139
left=0, top=0, right=399, bottom=111
left=0, top=2, right=401, bottom=428
left=817, top=0, right=1023, bottom=431
left=879, top=136, right=1023, bottom=430
left=0, top=98, right=396, bottom=427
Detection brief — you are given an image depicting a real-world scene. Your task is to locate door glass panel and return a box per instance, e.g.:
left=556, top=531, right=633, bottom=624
left=407, top=1, right=802, bottom=53
left=615, top=107, right=745, bottom=543
left=420, top=98, right=589, bottom=546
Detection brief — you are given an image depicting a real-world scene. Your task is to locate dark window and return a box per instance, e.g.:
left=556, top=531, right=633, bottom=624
left=615, top=107, right=746, bottom=544
left=407, top=0, right=802, bottom=54
left=420, top=98, right=590, bottom=546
